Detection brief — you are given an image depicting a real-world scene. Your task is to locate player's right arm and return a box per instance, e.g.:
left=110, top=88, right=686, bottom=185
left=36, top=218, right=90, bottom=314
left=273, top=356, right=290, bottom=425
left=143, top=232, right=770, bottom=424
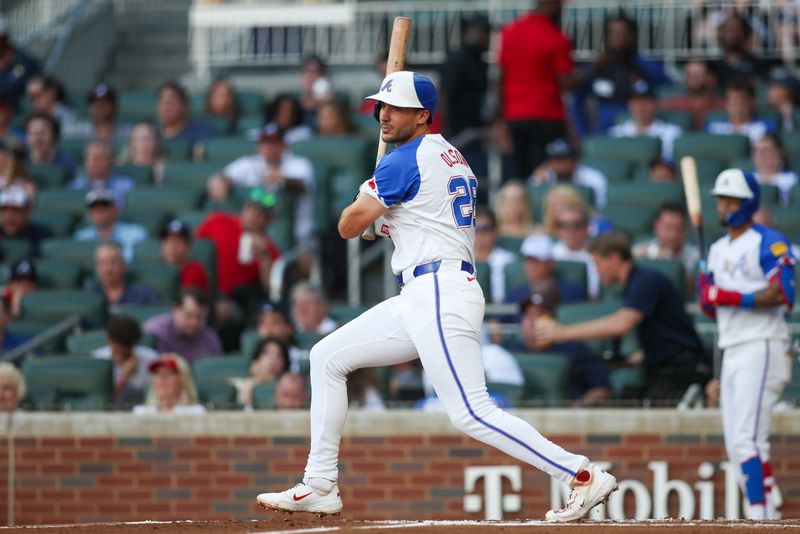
left=338, top=193, right=387, bottom=239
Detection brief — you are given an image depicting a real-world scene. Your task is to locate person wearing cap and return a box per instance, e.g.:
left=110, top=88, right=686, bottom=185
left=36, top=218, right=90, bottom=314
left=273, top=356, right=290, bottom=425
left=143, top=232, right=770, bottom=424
left=156, top=81, right=215, bottom=160
left=534, top=230, right=709, bottom=406
left=132, top=353, right=205, bottom=415
left=91, top=315, right=158, bottom=409
left=93, top=242, right=161, bottom=311
left=159, top=219, right=209, bottom=292
left=207, top=122, right=314, bottom=242
left=0, top=185, right=52, bottom=254
left=142, top=287, right=222, bottom=365
left=63, top=83, right=131, bottom=144
left=0, top=15, right=40, bottom=110
left=530, top=138, right=608, bottom=209
left=698, top=169, right=795, bottom=520
left=608, top=79, right=682, bottom=163
left=258, top=70, right=618, bottom=523
left=195, top=188, right=281, bottom=312
left=24, top=111, right=77, bottom=177
left=505, top=233, right=586, bottom=307
left=68, top=141, right=134, bottom=208
left=511, top=280, right=612, bottom=407
left=1, top=258, right=38, bottom=319
left=74, top=188, right=147, bottom=263
left=707, top=79, right=776, bottom=145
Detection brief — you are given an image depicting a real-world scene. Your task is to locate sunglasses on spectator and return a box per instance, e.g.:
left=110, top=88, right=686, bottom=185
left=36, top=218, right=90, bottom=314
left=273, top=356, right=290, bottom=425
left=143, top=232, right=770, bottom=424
left=555, top=220, right=587, bottom=230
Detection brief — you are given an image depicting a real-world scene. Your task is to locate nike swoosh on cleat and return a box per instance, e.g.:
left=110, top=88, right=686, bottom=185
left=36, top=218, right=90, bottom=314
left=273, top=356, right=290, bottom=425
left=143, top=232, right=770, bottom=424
left=293, top=492, right=313, bottom=501
left=467, top=277, right=476, bottom=282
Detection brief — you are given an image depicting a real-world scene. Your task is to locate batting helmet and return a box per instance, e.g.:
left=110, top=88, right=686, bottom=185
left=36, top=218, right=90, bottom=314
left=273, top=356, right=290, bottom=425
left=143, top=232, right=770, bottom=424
left=366, top=71, right=437, bottom=124
left=710, top=168, right=760, bottom=228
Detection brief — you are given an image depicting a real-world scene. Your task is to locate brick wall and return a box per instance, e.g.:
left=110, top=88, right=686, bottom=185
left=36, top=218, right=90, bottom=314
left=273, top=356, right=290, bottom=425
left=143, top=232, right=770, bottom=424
left=1, top=411, right=798, bottom=525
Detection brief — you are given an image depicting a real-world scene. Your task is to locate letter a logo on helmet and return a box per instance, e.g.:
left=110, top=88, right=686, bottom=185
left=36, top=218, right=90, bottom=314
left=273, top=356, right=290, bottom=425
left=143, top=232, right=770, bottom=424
left=366, top=71, right=438, bottom=124
left=710, top=168, right=760, bottom=228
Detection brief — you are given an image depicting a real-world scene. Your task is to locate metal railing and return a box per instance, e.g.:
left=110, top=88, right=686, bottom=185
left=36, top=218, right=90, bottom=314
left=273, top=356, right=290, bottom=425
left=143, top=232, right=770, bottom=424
left=0, top=314, right=82, bottom=364
left=5, top=0, right=82, bottom=45
left=189, top=0, right=800, bottom=80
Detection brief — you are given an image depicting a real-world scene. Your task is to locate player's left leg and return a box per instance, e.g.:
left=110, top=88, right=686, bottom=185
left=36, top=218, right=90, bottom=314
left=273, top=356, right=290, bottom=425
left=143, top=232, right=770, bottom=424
left=405, top=270, right=615, bottom=521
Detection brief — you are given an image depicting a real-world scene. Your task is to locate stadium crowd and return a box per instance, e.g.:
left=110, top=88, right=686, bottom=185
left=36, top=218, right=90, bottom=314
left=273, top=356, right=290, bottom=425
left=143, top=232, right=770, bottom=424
left=0, top=3, right=798, bottom=413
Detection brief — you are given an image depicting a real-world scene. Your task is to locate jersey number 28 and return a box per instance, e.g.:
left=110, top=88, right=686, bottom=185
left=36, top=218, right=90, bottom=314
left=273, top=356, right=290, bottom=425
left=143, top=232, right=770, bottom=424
left=448, top=175, right=478, bottom=229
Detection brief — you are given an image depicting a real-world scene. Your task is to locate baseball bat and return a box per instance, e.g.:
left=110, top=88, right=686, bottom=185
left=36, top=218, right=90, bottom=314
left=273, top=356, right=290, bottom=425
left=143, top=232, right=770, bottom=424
left=362, top=16, right=411, bottom=241
left=680, top=155, right=706, bottom=263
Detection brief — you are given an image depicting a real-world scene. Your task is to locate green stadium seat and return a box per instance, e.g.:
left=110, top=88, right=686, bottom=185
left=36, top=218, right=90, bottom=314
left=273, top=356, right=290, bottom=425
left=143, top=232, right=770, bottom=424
left=36, top=189, right=87, bottom=218
left=22, top=355, right=113, bottom=411
left=118, top=91, right=157, bottom=122
left=111, top=304, right=170, bottom=323
left=66, top=330, right=108, bottom=355
left=29, top=212, right=75, bottom=237
left=20, top=290, right=106, bottom=327
left=780, top=353, right=800, bottom=404
left=1, top=239, right=32, bottom=263
left=162, top=138, right=192, bottom=161
left=681, top=158, right=726, bottom=187
left=124, top=187, right=203, bottom=218
left=496, top=236, right=524, bottom=255
left=512, top=352, right=570, bottom=406
left=133, top=238, right=216, bottom=291
left=557, top=300, right=622, bottom=353
left=197, top=115, right=233, bottom=136
left=782, top=131, right=800, bottom=167
left=609, top=366, right=644, bottom=399
left=252, top=381, right=278, bottom=410
left=583, top=159, right=633, bottom=183
left=203, top=137, right=252, bottom=163
left=673, top=134, right=750, bottom=166
left=555, top=261, right=588, bottom=292
left=239, top=329, right=261, bottom=358
left=503, top=260, right=527, bottom=297
left=58, top=139, right=88, bottom=163
left=773, top=207, right=800, bottom=241
left=193, top=355, right=250, bottom=409
left=352, top=113, right=378, bottom=139
left=728, top=158, right=754, bottom=173
left=124, top=211, right=167, bottom=235
left=295, top=331, right=323, bottom=350
left=237, top=92, right=266, bottom=115
left=35, top=259, right=82, bottom=289
left=605, top=205, right=660, bottom=237
left=328, top=304, right=368, bottom=325
left=475, top=261, right=492, bottom=302
left=5, top=320, right=56, bottom=351
left=29, top=164, right=70, bottom=189
left=583, top=136, right=661, bottom=167
left=486, top=382, right=524, bottom=406
left=607, top=182, right=684, bottom=208
left=40, top=239, right=101, bottom=273
left=129, top=263, right=179, bottom=302
left=115, top=164, right=153, bottom=186
left=162, top=161, right=222, bottom=189
left=237, top=115, right=263, bottom=135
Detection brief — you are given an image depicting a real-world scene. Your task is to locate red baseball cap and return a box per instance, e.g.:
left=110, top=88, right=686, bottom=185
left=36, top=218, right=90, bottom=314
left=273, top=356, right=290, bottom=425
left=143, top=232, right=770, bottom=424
left=148, top=356, right=180, bottom=374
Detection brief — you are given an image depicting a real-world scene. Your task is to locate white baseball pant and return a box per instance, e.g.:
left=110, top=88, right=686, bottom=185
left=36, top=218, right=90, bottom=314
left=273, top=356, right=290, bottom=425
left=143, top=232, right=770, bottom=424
left=303, top=263, right=588, bottom=486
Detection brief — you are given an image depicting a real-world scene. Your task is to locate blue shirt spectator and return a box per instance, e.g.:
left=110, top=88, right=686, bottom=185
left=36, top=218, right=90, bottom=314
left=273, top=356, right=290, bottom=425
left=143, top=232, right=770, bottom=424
left=73, top=189, right=147, bottom=262
left=157, top=81, right=214, bottom=158
left=68, top=141, right=134, bottom=208
left=92, top=242, right=161, bottom=313
left=24, top=112, right=77, bottom=177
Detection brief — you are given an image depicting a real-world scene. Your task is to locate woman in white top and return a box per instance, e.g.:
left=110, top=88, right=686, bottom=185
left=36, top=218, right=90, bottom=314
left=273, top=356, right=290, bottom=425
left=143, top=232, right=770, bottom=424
left=133, top=353, right=206, bottom=414
left=751, top=133, right=797, bottom=206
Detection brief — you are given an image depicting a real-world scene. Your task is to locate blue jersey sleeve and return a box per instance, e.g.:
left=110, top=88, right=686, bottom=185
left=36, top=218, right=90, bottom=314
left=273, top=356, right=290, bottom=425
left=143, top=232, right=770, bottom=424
left=756, top=224, right=796, bottom=308
left=369, top=138, right=423, bottom=207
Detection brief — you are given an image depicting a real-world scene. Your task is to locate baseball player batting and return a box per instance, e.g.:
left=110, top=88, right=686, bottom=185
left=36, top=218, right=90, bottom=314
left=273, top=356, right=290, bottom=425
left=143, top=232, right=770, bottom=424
left=256, top=72, right=617, bottom=522
left=699, top=169, right=796, bottom=519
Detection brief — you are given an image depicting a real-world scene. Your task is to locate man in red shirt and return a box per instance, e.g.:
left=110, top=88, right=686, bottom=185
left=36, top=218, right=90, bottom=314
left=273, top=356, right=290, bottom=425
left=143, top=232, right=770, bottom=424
left=159, top=219, right=210, bottom=293
left=497, top=0, right=574, bottom=179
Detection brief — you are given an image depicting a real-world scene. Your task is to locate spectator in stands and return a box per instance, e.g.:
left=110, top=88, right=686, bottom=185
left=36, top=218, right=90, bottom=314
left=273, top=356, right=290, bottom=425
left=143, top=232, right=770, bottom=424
left=0, top=185, right=52, bottom=255
left=708, top=13, right=769, bottom=87
left=159, top=219, right=210, bottom=292
left=0, top=15, right=39, bottom=110
left=494, top=180, right=539, bottom=239
left=196, top=188, right=281, bottom=307
left=632, top=202, right=701, bottom=290
left=572, top=13, right=672, bottom=135
left=766, top=71, right=799, bottom=132
left=551, top=202, right=600, bottom=300
left=74, top=189, right=147, bottom=263
left=0, top=141, right=36, bottom=197
left=440, top=15, right=491, bottom=179
left=264, top=94, right=312, bottom=145
left=256, top=302, right=307, bottom=373
left=207, top=124, right=314, bottom=242
left=93, top=242, right=161, bottom=310
left=347, top=368, right=386, bottom=411
left=515, top=282, right=613, bottom=406
left=0, top=361, right=25, bottom=411
left=204, top=77, right=240, bottom=135
left=533, top=231, right=710, bottom=405
left=84, top=83, right=131, bottom=144
left=231, top=337, right=291, bottom=409
left=133, top=353, right=206, bottom=414
left=26, top=75, right=84, bottom=137
left=274, top=372, right=308, bottom=410
left=751, top=133, right=797, bottom=205
left=0, top=305, right=27, bottom=352
left=299, top=55, right=333, bottom=117
left=530, top=139, right=608, bottom=208
left=91, top=315, right=158, bottom=409
left=156, top=81, right=214, bottom=160
left=118, top=123, right=166, bottom=184
left=1, top=259, right=38, bottom=319
left=290, top=282, right=337, bottom=336
left=648, top=158, right=678, bottom=183
left=474, top=207, right=516, bottom=303
left=543, top=185, right=611, bottom=238
left=661, top=59, right=725, bottom=131
left=505, top=233, right=586, bottom=306
left=24, top=112, right=77, bottom=176
left=497, top=0, right=574, bottom=178
left=316, top=99, right=357, bottom=136
left=142, top=287, right=222, bottom=364
left=69, top=142, right=135, bottom=207
left=707, top=80, right=775, bottom=144
left=0, top=100, right=24, bottom=144
left=609, top=79, right=682, bottom=163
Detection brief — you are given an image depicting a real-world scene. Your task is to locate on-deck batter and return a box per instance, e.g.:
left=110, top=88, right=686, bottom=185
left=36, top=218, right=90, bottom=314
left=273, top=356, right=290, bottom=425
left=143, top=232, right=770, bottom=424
left=699, top=169, right=796, bottom=519
left=256, top=71, right=617, bottom=522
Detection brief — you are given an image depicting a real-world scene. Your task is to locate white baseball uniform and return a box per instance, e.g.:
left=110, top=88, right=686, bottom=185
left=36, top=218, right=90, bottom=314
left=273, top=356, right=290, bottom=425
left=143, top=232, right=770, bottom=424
left=303, top=133, right=588, bottom=486
left=707, top=223, right=795, bottom=518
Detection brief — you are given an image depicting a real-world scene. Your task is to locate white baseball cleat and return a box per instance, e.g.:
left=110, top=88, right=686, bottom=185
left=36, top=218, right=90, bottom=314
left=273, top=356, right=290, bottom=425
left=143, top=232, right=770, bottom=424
left=257, top=482, right=343, bottom=515
left=545, top=465, right=618, bottom=522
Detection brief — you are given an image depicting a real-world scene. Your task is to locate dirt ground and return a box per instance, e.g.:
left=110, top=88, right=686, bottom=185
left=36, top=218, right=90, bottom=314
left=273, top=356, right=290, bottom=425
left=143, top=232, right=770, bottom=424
left=1, top=518, right=799, bottom=533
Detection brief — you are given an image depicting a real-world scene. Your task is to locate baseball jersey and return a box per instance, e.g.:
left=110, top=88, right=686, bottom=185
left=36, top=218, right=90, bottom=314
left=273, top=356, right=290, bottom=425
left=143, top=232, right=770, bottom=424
left=360, top=134, right=477, bottom=274
left=707, top=224, right=795, bottom=349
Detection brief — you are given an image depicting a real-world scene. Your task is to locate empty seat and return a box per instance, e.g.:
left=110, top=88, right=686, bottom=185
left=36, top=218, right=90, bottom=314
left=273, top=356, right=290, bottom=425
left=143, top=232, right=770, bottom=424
left=66, top=330, right=108, bottom=355
left=193, top=355, right=250, bottom=408
left=36, top=189, right=88, bottom=217
left=35, top=259, right=82, bottom=289
left=583, top=136, right=661, bottom=168
left=40, top=239, right=101, bottom=273
left=118, top=91, right=157, bottom=122
left=20, top=289, right=106, bottom=327
left=162, top=161, right=223, bottom=189
left=162, top=138, right=192, bottom=162
left=111, top=304, right=171, bottom=323
left=673, top=134, right=750, bottom=166
left=22, top=355, right=113, bottom=411
left=115, top=164, right=153, bottom=186
left=124, top=187, right=203, bottom=218
left=29, top=164, right=70, bottom=189
left=203, top=137, right=252, bottom=163
left=252, top=381, right=278, bottom=410
left=29, top=212, right=75, bottom=237
left=129, top=263, right=179, bottom=302
left=582, top=159, right=633, bottom=183
left=1, top=239, right=32, bottom=263
left=512, top=352, right=570, bottom=406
